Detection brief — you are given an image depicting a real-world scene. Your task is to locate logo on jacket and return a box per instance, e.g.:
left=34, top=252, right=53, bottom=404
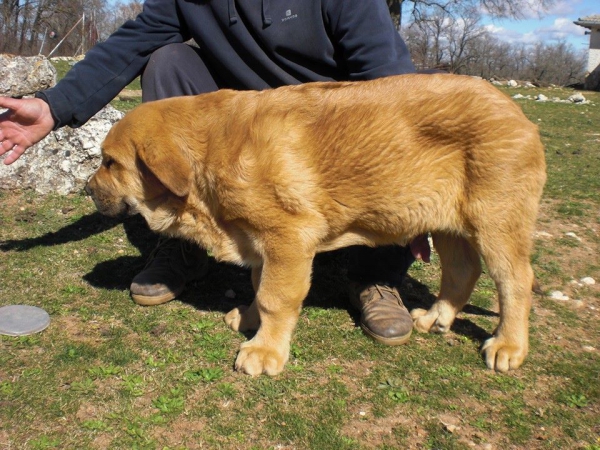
left=282, top=9, right=298, bottom=22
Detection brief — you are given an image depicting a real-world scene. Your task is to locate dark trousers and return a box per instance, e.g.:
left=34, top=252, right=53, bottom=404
left=141, top=43, right=414, bottom=286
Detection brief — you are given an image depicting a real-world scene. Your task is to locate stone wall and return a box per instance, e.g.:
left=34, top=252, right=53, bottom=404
left=0, top=106, right=123, bottom=194
left=0, top=54, right=56, bottom=97
left=589, top=29, right=600, bottom=74
left=0, top=55, right=123, bottom=194
left=585, top=65, right=600, bottom=91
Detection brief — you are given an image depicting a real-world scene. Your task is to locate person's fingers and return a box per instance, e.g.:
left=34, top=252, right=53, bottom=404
left=0, top=139, right=11, bottom=152
left=0, top=130, right=17, bottom=151
left=2, top=144, right=25, bottom=165
left=0, top=96, right=22, bottom=110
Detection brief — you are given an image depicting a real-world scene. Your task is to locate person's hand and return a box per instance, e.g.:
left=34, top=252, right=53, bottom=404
left=0, top=96, right=56, bottom=165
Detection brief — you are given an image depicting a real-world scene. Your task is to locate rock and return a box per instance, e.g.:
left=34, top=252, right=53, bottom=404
left=501, top=91, right=590, bottom=105
left=507, top=80, right=518, bottom=87
left=534, top=231, right=553, bottom=238
left=565, top=232, right=582, bottom=241
left=0, top=54, right=56, bottom=97
left=550, top=291, right=569, bottom=301
left=0, top=105, right=124, bottom=194
left=439, top=414, right=460, bottom=434
left=568, top=93, right=586, bottom=103
left=580, top=277, right=595, bottom=285
left=444, top=424, right=458, bottom=433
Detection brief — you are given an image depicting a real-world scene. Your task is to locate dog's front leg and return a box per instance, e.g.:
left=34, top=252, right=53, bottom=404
left=234, top=252, right=313, bottom=376
left=411, top=234, right=481, bottom=333
left=224, top=266, right=263, bottom=332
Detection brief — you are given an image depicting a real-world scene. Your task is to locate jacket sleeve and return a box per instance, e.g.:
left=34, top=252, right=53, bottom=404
left=323, top=0, right=415, bottom=80
left=38, top=0, right=189, bottom=129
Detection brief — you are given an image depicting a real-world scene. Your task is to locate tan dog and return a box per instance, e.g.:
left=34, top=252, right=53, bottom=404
left=86, top=74, right=546, bottom=376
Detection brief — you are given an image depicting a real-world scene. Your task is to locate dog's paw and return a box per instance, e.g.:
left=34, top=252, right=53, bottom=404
left=411, top=307, right=453, bottom=334
left=234, top=340, right=288, bottom=376
left=224, top=304, right=260, bottom=332
left=481, top=336, right=527, bottom=373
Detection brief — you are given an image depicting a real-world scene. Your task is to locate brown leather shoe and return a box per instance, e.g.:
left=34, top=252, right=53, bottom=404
left=130, top=238, right=208, bottom=306
left=349, top=283, right=413, bottom=346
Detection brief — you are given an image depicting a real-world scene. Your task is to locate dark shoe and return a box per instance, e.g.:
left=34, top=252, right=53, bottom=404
left=349, top=283, right=413, bottom=346
left=130, top=238, right=208, bottom=306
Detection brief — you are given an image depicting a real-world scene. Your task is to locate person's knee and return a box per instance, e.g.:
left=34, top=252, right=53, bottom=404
left=144, top=43, right=191, bottom=80
left=142, top=43, right=218, bottom=101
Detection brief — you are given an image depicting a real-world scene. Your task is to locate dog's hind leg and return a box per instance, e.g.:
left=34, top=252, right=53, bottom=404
left=234, top=249, right=314, bottom=376
left=224, top=265, right=262, bottom=332
left=412, top=233, right=481, bottom=334
left=479, top=234, right=534, bottom=373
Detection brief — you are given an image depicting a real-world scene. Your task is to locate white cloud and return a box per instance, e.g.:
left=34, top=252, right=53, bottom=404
left=536, top=17, right=587, bottom=41
left=518, top=0, right=550, bottom=19
left=484, top=24, right=504, bottom=34
left=481, top=0, right=582, bottom=20
left=484, top=24, right=539, bottom=44
left=520, top=31, right=540, bottom=44
left=544, top=0, right=580, bottom=16
left=485, top=16, right=587, bottom=46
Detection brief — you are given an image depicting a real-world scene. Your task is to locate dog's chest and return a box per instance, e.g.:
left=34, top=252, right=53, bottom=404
left=180, top=209, right=261, bottom=268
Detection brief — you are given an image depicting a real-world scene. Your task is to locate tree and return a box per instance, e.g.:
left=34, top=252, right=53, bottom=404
left=0, top=0, right=143, bottom=56
left=445, top=6, right=488, bottom=73
left=387, top=0, right=557, bottom=29
left=403, top=1, right=585, bottom=85
left=405, top=4, right=487, bottom=72
left=99, top=0, right=141, bottom=38
left=404, top=12, right=449, bottom=70
left=524, top=41, right=586, bottom=85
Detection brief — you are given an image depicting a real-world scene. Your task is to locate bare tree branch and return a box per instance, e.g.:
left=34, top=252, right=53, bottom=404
left=389, top=0, right=556, bottom=28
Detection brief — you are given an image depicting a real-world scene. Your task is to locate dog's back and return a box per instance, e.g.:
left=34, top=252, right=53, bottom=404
left=206, top=74, right=546, bottom=250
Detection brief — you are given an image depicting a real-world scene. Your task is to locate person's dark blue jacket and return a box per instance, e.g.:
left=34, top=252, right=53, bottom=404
left=38, top=0, right=415, bottom=129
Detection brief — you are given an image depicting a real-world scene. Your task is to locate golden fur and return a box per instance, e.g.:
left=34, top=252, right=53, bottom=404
left=86, top=74, right=546, bottom=376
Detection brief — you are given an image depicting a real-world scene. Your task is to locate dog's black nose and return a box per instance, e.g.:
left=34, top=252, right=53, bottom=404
left=84, top=184, right=92, bottom=196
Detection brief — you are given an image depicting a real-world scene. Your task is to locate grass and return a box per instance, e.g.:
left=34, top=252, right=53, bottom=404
left=0, top=69, right=599, bottom=448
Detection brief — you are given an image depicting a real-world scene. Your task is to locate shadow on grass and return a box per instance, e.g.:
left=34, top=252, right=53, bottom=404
left=0, top=211, right=156, bottom=291
left=400, top=277, right=495, bottom=343
left=1, top=211, right=495, bottom=343
left=0, top=212, right=122, bottom=250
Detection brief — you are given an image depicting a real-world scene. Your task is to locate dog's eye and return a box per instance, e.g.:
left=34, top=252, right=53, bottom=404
left=103, top=158, right=115, bottom=169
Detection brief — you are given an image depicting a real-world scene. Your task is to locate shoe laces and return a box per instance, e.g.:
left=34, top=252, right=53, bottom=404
left=366, top=284, right=403, bottom=306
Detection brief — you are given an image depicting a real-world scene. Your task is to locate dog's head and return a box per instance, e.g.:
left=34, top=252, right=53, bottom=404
left=86, top=103, right=193, bottom=222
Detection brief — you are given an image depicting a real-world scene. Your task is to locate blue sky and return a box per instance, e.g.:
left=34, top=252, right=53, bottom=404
left=481, top=0, right=598, bottom=51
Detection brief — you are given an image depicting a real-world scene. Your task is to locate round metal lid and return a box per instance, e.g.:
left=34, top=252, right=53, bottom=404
left=0, top=305, right=51, bottom=336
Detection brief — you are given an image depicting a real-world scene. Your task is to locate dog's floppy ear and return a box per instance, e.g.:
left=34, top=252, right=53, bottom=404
left=137, top=138, right=192, bottom=198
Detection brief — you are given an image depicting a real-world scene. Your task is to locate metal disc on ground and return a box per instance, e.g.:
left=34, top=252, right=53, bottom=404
left=0, top=305, right=50, bottom=336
